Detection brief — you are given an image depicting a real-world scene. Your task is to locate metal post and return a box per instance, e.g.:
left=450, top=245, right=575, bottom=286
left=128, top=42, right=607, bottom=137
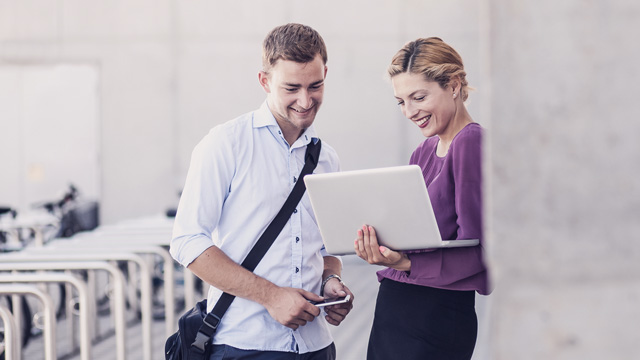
left=9, top=293, right=21, bottom=354
left=0, top=304, right=20, bottom=360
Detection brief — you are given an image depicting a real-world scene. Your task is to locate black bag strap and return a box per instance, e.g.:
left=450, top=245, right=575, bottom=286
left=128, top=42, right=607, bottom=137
left=190, top=139, right=322, bottom=357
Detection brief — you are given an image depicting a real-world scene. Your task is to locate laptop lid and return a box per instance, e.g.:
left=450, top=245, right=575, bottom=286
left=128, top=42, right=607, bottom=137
left=304, top=165, right=478, bottom=255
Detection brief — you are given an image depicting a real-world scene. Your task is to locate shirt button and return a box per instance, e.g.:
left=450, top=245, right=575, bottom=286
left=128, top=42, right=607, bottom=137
left=295, top=267, right=299, bottom=273
left=293, top=209, right=297, bottom=213
left=296, top=237, right=300, bottom=243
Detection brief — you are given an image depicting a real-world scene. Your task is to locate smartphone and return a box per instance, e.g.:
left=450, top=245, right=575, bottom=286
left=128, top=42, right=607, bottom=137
left=310, top=294, right=351, bottom=308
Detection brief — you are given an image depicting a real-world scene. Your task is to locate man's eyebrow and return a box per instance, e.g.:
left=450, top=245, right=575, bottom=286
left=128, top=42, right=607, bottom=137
left=283, top=80, right=324, bottom=88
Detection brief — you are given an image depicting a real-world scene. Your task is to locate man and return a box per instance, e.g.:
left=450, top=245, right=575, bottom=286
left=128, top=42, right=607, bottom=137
left=170, top=23, right=353, bottom=359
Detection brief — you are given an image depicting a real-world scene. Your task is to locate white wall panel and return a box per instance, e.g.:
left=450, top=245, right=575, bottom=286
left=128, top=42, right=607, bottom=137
left=99, top=42, right=174, bottom=220
left=0, top=0, right=59, bottom=41
left=176, top=1, right=289, bottom=39
left=174, top=40, right=263, bottom=186
left=0, top=64, right=100, bottom=211
left=61, top=0, right=172, bottom=40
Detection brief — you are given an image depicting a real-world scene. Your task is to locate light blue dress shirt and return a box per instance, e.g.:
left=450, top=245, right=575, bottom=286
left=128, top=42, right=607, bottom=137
left=170, top=101, right=340, bottom=353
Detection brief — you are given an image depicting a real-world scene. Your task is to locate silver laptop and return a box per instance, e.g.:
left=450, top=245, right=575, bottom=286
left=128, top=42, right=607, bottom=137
left=304, top=165, right=479, bottom=255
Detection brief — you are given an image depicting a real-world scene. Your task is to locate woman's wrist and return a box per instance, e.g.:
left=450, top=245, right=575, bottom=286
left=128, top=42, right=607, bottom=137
left=392, top=254, right=411, bottom=272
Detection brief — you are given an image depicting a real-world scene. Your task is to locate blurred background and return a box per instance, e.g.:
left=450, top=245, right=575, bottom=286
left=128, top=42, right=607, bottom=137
left=0, top=1, right=490, bottom=225
left=1, top=0, right=639, bottom=359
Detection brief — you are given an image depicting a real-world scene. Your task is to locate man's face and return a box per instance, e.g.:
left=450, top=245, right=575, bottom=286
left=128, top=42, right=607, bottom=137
left=259, top=54, right=327, bottom=145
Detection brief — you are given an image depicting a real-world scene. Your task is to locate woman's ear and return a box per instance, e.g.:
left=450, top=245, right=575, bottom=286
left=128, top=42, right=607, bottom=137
left=449, top=77, right=461, bottom=97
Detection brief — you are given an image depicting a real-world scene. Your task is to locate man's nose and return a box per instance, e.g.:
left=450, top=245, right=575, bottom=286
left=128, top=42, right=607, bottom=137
left=297, top=90, right=313, bottom=109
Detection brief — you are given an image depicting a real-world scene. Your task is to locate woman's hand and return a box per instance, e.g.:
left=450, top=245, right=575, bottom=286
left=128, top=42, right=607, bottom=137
left=354, top=225, right=411, bottom=271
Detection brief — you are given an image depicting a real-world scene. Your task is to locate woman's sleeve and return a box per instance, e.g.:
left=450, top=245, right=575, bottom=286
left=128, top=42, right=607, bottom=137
left=404, top=129, right=485, bottom=284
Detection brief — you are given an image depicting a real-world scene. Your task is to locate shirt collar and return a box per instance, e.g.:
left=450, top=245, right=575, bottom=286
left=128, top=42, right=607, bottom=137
left=253, top=101, right=279, bottom=128
left=254, top=101, right=319, bottom=148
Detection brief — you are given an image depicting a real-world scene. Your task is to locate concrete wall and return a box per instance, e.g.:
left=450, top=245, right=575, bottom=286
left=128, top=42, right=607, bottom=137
left=486, top=0, right=640, bottom=358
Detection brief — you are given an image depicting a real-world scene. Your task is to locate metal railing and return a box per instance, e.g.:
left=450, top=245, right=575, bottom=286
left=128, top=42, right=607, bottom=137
left=0, top=261, right=127, bottom=360
left=0, top=304, right=20, bottom=360
left=0, top=252, right=153, bottom=360
left=0, top=273, right=91, bottom=360
left=71, top=231, right=202, bottom=313
left=33, top=240, right=178, bottom=335
left=0, top=215, right=188, bottom=359
left=0, top=284, right=56, bottom=360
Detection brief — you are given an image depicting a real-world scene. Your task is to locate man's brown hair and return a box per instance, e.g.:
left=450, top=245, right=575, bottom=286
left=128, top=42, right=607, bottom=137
left=262, top=23, right=328, bottom=73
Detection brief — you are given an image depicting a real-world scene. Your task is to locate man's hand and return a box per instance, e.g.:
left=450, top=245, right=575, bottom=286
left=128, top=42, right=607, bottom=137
left=321, top=277, right=354, bottom=326
left=262, top=287, right=324, bottom=330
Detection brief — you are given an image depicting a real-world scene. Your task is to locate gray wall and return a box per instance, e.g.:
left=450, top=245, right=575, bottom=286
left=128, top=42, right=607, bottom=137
left=486, top=0, right=640, bottom=358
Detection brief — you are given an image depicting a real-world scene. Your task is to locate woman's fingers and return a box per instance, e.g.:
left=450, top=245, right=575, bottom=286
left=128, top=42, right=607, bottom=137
left=354, top=229, right=366, bottom=258
left=361, top=225, right=375, bottom=260
left=356, top=225, right=389, bottom=264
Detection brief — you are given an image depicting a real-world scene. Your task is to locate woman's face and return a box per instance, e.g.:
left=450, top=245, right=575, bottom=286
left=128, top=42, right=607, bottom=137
left=392, top=72, right=457, bottom=139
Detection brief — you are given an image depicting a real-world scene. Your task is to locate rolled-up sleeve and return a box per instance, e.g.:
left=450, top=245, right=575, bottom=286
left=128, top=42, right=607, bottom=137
left=170, top=126, right=236, bottom=267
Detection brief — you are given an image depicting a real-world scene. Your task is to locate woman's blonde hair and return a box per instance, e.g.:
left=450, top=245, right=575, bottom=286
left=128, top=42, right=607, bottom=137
left=388, top=37, right=470, bottom=101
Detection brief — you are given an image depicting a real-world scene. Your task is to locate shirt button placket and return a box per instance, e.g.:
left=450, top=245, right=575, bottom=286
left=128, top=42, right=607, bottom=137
left=290, top=148, right=303, bottom=288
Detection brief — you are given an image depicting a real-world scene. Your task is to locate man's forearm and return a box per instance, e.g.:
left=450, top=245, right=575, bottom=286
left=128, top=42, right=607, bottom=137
left=187, top=246, right=277, bottom=306
left=322, top=256, right=342, bottom=280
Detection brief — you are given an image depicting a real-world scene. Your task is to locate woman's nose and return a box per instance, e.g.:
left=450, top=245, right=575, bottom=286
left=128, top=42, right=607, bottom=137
left=404, top=103, right=418, bottom=120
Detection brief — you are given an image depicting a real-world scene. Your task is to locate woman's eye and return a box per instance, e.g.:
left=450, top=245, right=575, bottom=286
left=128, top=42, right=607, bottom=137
left=397, top=101, right=404, bottom=106
left=414, top=96, right=425, bottom=101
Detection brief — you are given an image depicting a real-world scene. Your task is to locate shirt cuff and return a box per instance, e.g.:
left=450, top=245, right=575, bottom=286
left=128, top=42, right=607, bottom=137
left=171, top=235, right=216, bottom=267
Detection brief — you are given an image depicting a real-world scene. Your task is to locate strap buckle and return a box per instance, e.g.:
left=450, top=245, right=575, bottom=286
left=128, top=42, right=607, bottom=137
left=190, top=313, right=221, bottom=352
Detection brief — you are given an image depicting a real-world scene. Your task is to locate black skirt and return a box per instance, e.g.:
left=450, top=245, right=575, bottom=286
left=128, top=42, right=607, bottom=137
left=367, top=279, right=478, bottom=360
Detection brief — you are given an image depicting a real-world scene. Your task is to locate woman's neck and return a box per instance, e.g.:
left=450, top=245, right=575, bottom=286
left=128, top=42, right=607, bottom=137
left=436, top=106, right=473, bottom=157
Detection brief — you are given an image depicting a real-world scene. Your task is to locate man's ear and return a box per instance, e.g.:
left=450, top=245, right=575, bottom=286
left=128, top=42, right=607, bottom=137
left=258, top=71, right=271, bottom=93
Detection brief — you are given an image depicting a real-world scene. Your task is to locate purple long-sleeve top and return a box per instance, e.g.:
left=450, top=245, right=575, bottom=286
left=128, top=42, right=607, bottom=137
left=377, top=123, right=490, bottom=295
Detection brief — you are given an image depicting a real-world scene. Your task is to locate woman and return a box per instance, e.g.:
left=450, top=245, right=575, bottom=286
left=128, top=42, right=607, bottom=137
left=354, top=37, right=490, bottom=360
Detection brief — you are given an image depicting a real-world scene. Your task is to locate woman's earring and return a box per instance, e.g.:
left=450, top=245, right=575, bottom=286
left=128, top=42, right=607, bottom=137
left=453, top=93, right=457, bottom=98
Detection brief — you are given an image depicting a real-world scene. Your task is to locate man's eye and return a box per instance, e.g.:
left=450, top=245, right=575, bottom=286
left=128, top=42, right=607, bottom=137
left=285, top=88, right=297, bottom=92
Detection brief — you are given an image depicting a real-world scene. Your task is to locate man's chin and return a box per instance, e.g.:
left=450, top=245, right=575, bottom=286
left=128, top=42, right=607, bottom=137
left=290, top=111, right=316, bottom=126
